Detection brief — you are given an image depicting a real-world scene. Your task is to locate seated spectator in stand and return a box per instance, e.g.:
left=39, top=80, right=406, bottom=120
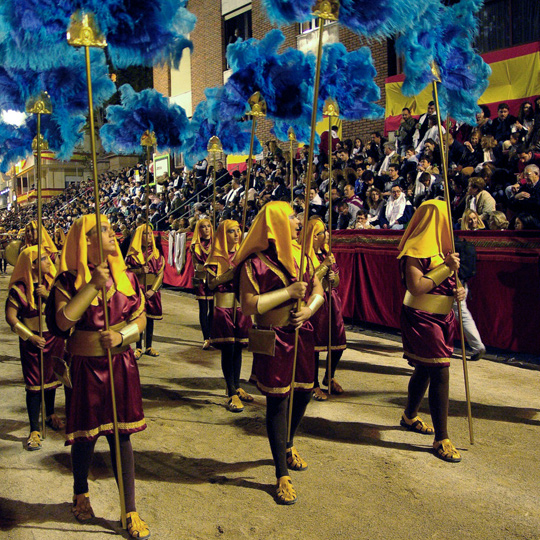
left=351, top=137, right=365, bottom=158
left=307, top=188, right=326, bottom=219
left=383, top=164, right=404, bottom=198
left=507, top=164, right=540, bottom=218
left=511, top=145, right=540, bottom=176
left=271, top=176, right=288, bottom=200
left=343, top=183, right=363, bottom=211
left=413, top=101, right=436, bottom=148
left=319, top=125, right=340, bottom=159
left=459, top=129, right=483, bottom=169
left=511, top=212, right=540, bottom=230
left=379, top=185, right=413, bottom=230
left=491, top=102, right=517, bottom=143
left=461, top=209, right=485, bottom=231
left=463, top=177, right=496, bottom=223
left=396, top=107, right=416, bottom=155
left=367, top=131, right=386, bottom=163
left=353, top=209, right=374, bottom=230
left=365, top=187, right=385, bottom=227
left=400, top=146, right=419, bottom=179
left=515, top=101, right=535, bottom=144
left=336, top=199, right=356, bottom=230
left=413, top=172, right=434, bottom=208
left=358, top=170, right=375, bottom=204
left=337, top=148, right=354, bottom=170
left=447, top=132, right=465, bottom=169
left=476, top=135, right=499, bottom=170
left=488, top=211, right=509, bottom=230
left=416, top=115, right=444, bottom=155
left=450, top=173, right=468, bottom=224
left=378, top=142, right=400, bottom=176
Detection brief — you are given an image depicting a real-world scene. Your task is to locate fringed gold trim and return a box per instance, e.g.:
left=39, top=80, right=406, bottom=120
left=251, top=374, right=314, bottom=394
left=26, top=380, right=62, bottom=392
left=404, top=351, right=451, bottom=364
left=314, top=344, right=347, bottom=352
left=65, top=418, right=146, bottom=443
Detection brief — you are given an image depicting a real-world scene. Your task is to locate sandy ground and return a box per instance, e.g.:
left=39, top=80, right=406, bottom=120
left=0, top=277, right=539, bottom=540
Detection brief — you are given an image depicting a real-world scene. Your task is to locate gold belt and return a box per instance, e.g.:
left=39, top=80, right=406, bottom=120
left=214, top=292, right=236, bottom=308
left=254, top=301, right=305, bottom=328
left=23, top=315, right=47, bottom=333
left=403, top=291, right=453, bottom=315
left=67, top=321, right=130, bottom=357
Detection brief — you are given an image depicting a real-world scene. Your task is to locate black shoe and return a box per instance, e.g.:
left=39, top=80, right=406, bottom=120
left=469, top=348, right=486, bottom=361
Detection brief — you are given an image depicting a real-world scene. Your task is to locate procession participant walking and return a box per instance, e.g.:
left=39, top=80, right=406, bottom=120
left=6, top=246, right=64, bottom=450
left=190, top=218, right=214, bottom=349
left=397, top=200, right=466, bottom=463
left=301, top=217, right=347, bottom=401
left=205, top=220, right=252, bottom=412
left=126, top=223, right=165, bottom=359
left=236, top=201, right=324, bottom=504
left=45, top=215, right=150, bottom=539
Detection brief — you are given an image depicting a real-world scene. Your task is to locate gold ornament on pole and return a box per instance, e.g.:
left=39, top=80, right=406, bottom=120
left=287, top=0, right=340, bottom=443
left=26, top=91, right=52, bottom=439
left=288, top=127, right=297, bottom=206
left=241, top=92, right=267, bottom=237
left=141, top=130, right=156, bottom=308
left=207, top=136, right=223, bottom=231
left=322, top=97, right=339, bottom=395
left=431, top=62, right=474, bottom=445
left=67, top=12, right=127, bottom=527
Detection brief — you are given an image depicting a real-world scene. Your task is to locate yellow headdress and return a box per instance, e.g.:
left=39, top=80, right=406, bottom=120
left=60, top=215, right=135, bottom=296
left=300, top=217, right=327, bottom=271
left=54, top=226, right=66, bottom=247
left=397, top=200, right=453, bottom=267
left=191, top=218, right=213, bottom=258
left=205, top=220, right=239, bottom=275
left=233, top=201, right=300, bottom=279
left=9, top=245, right=55, bottom=310
left=126, top=224, right=160, bottom=265
left=25, top=220, right=58, bottom=257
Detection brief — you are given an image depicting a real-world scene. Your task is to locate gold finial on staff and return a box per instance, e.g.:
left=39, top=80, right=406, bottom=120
left=25, top=92, right=52, bottom=440
left=241, top=92, right=267, bottom=237
left=67, top=12, right=128, bottom=528
left=312, top=0, right=340, bottom=21
left=431, top=61, right=474, bottom=445
left=288, top=127, right=297, bottom=206
left=141, top=130, right=156, bottom=293
left=207, top=136, right=223, bottom=231
left=322, top=98, right=339, bottom=395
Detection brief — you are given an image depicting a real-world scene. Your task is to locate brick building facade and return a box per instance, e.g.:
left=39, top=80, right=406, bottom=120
left=153, top=0, right=387, bottom=155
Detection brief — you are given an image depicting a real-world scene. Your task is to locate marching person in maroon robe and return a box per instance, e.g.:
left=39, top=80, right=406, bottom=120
left=235, top=201, right=324, bottom=505
left=5, top=246, right=64, bottom=450
left=190, top=218, right=214, bottom=349
left=205, top=220, right=252, bottom=412
left=301, top=217, right=347, bottom=401
left=126, top=223, right=165, bottom=358
left=397, top=200, right=466, bottom=463
left=46, top=215, right=150, bottom=540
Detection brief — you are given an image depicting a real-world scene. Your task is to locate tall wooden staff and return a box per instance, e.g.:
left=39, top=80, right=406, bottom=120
left=241, top=92, right=266, bottom=237
left=67, top=12, right=127, bottom=525
left=431, top=64, right=474, bottom=444
left=323, top=98, right=339, bottom=395
left=141, top=130, right=156, bottom=345
left=26, top=92, right=52, bottom=438
left=208, top=136, right=223, bottom=231
left=288, top=127, right=297, bottom=206
left=288, top=0, right=339, bottom=442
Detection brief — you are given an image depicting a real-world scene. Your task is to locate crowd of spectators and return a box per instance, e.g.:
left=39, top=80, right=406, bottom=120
left=1, top=97, right=540, bottom=245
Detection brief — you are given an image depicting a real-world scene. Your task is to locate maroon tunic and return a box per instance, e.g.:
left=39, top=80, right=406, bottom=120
left=126, top=252, right=164, bottom=319
left=311, top=251, right=347, bottom=352
left=400, top=257, right=457, bottom=367
left=191, top=239, right=212, bottom=301
left=7, top=281, right=64, bottom=393
left=46, top=270, right=146, bottom=445
left=208, top=253, right=251, bottom=349
left=240, top=247, right=315, bottom=396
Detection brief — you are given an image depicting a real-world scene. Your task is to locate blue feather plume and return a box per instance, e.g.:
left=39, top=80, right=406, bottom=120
left=100, top=84, right=191, bottom=154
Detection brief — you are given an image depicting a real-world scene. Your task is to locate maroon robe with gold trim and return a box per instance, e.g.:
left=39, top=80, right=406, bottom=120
left=191, top=238, right=212, bottom=301
left=46, top=269, right=146, bottom=445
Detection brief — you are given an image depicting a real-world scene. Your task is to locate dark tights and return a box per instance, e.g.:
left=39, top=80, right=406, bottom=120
left=266, top=392, right=311, bottom=478
left=404, top=365, right=450, bottom=441
left=313, top=350, right=344, bottom=388
left=26, top=389, right=56, bottom=432
left=198, top=300, right=213, bottom=340
left=220, top=343, right=243, bottom=397
left=71, top=434, right=136, bottom=513
left=136, top=318, right=154, bottom=350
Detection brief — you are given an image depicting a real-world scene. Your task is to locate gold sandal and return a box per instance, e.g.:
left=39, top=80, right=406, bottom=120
left=227, top=394, right=244, bottom=412
left=400, top=414, right=435, bottom=435
left=237, top=388, right=254, bottom=402
left=134, top=348, right=143, bottom=360
left=144, top=347, right=160, bottom=357
left=72, top=493, right=95, bottom=523
left=286, top=446, right=308, bottom=471
left=433, top=439, right=462, bottom=463
left=276, top=476, right=297, bottom=505
left=126, top=511, right=150, bottom=539
left=26, top=431, right=42, bottom=451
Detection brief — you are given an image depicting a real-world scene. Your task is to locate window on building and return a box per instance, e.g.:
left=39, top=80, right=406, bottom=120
left=223, top=7, right=252, bottom=70
left=298, top=18, right=333, bottom=34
